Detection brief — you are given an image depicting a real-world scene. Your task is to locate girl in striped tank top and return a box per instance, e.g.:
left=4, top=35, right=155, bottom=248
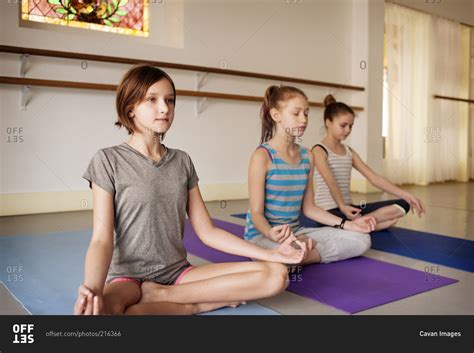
left=245, top=86, right=377, bottom=266
left=312, top=94, right=426, bottom=231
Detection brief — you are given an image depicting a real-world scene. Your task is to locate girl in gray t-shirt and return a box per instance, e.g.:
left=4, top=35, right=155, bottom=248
left=75, top=65, right=309, bottom=315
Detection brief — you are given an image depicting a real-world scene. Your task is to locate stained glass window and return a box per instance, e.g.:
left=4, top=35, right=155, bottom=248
left=22, top=0, right=149, bottom=37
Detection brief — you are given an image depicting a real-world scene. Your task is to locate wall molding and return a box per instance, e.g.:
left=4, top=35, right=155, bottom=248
left=1, top=179, right=381, bottom=216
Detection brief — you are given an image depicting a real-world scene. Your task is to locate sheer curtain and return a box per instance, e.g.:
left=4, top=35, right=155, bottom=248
left=470, top=28, right=474, bottom=180
left=384, top=3, right=470, bottom=185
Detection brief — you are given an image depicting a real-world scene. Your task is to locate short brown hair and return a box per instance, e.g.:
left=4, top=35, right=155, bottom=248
left=115, top=64, right=176, bottom=135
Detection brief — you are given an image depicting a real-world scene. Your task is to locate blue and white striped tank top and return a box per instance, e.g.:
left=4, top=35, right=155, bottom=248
left=244, top=142, right=311, bottom=240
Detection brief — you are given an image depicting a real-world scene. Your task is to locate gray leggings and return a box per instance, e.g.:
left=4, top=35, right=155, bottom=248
left=247, top=226, right=371, bottom=263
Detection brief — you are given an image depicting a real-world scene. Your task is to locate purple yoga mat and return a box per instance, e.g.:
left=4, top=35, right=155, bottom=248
left=183, top=218, right=459, bottom=314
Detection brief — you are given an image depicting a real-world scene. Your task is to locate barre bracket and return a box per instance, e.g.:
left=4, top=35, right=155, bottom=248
left=195, top=72, right=209, bottom=116
left=20, top=54, right=30, bottom=110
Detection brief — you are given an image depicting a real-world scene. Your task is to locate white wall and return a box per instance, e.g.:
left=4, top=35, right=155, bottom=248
left=346, top=0, right=385, bottom=192
left=0, top=0, right=384, bottom=215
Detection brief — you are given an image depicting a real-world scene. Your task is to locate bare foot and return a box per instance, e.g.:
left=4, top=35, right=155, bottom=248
left=374, top=219, right=398, bottom=231
left=138, top=281, right=169, bottom=304
left=195, top=301, right=247, bottom=314
left=229, top=301, right=246, bottom=308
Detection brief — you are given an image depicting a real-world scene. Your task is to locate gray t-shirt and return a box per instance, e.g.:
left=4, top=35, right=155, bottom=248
left=82, top=142, right=199, bottom=284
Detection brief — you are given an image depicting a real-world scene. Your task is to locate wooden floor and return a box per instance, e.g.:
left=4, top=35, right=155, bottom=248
left=1, top=181, right=473, bottom=315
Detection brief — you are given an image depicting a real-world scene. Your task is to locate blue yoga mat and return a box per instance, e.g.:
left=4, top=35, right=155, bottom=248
left=0, top=231, right=279, bottom=315
left=231, top=213, right=474, bottom=273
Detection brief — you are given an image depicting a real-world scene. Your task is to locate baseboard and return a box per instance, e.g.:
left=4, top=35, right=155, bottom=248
left=0, top=179, right=384, bottom=216
left=0, top=183, right=250, bottom=216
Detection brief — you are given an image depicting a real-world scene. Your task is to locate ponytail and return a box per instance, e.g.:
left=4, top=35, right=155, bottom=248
left=260, top=85, right=308, bottom=144
left=323, top=94, right=355, bottom=126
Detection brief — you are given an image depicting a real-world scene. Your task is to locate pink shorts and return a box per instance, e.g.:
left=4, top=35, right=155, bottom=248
left=109, top=265, right=194, bottom=286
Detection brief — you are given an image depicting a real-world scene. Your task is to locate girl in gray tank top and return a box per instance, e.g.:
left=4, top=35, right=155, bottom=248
left=312, top=94, right=426, bottom=231
left=75, top=65, right=309, bottom=316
